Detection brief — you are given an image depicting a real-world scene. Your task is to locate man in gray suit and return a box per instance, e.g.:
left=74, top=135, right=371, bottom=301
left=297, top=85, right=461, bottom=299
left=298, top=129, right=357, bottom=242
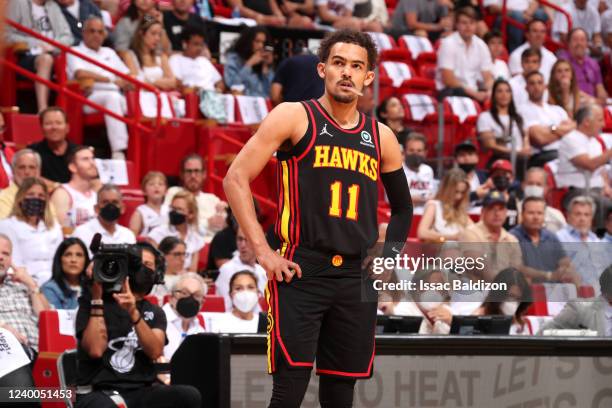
left=539, top=264, right=612, bottom=336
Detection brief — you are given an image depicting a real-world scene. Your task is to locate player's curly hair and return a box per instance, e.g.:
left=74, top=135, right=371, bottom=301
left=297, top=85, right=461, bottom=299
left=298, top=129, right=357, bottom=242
left=317, top=30, right=378, bottom=71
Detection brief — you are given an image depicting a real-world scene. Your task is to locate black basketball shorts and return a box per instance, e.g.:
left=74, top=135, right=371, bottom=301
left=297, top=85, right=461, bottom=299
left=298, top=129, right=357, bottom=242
left=265, top=245, right=377, bottom=379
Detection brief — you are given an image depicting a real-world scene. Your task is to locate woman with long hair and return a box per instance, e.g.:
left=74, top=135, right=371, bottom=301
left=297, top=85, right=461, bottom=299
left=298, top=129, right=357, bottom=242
left=376, top=96, right=409, bottom=144
left=548, top=59, right=593, bottom=117
left=474, top=267, right=533, bottom=335
left=208, top=270, right=261, bottom=333
left=477, top=79, right=531, bottom=166
left=417, top=168, right=473, bottom=242
left=41, top=238, right=90, bottom=310
left=0, top=177, right=63, bottom=286
left=114, top=0, right=169, bottom=54
left=224, top=26, right=275, bottom=97
left=150, top=236, right=188, bottom=302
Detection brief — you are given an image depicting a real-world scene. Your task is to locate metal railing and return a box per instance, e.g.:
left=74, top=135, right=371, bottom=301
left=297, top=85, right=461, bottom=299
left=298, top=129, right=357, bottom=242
left=500, top=0, right=572, bottom=46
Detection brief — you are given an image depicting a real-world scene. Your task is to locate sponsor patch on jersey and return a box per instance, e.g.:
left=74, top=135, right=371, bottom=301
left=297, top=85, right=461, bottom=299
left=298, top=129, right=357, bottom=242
left=360, top=130, right=375, bottom=148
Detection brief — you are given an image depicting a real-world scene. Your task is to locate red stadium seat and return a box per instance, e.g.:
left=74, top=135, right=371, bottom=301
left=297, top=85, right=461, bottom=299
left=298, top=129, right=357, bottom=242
left=525, top=284, right=548, bottom=316
left=145, top=294, right=159, bottom=305
left=366, top=32, right=397, bottom=52
left=418, top=63, right=437, bottom=82
left=198, top=243, right=211, bottom=271
left=4, top=112, right=43, bottom=146
left=398, top=35, right=434, bottom=62
left=577, top=285, right=595, bottom=298
left=118, top=191, right=145, bottom=228
left=63, top=81, right=105, bottom=145
left=201, top=295, right=226, bottom=312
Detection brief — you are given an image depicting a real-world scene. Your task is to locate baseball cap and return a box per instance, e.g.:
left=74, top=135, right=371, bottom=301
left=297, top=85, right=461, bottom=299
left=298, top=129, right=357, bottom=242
left=482, top=190, right=507, bottom=207
left=490, top=159, right=513, bottom=173
left=454, top=140, right=478, bottom=155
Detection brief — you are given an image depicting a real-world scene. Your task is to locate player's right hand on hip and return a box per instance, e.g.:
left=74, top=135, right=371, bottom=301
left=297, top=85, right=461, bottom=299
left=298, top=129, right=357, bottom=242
left=257, top=248, right=302, bottom=283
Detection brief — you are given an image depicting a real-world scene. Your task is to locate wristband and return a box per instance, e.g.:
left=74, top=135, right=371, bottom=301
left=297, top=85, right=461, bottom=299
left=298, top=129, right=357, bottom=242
left=131, top=312, right=142, bottom=326
left=91, top=304, right=104, bottom=310
left=91, top=299, right=104, bottom=306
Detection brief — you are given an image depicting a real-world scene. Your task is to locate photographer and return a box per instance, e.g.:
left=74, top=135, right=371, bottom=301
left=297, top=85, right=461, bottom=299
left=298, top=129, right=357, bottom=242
left=75, top=241, right=201, bottom=408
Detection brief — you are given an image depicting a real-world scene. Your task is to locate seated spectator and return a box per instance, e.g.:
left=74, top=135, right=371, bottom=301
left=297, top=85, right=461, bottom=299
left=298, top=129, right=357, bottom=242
left=478, top=79, right=531, bottom=166
left=459, top=191, right=523, bottom=281
left=519, top=166, right=566, bottom=232
left=148, top=191, right=204, bottom=272
left=56, top=0, right=103, bottom=44
left=553, top=0, right=602, bottom=48
left=389, top=0, right=451, bottom=42
left=208, top=271, right=262, bottom=333
left=473, top=267, right=533, bottom=335
left=0, top=113, right=15, bottom=190
left=113, top=0, right=167, bottom=54
left=206, top=210, right=238, bottom=270
left=547, top=59, right=593, bottom=117
left=445, top=242, right=490, bottom=314
left=163, top=0, right=207, bottom=51
left=0, top=178, right=63, bottom=286
left=315, top=0, right=383, bottom=31
left=28, top=107, right=77, bottom=184
left=164, top=154, right=226, bottom=241
left=484, top=0, right=548, bottom=52
left=453, top=141, right=490, bottom=207
left=417, top=168, right=473, bottom=242
left=402, top=132, right=437, bottom=215
left=51, top=146, right=99, bottom=229
left=0, top=233, right=50, bottom=351
left=557, top=196, right=601, bottom=243
left=224, top=26, right=275, bottom=98
left=518, top=71, right=576, bottom=167
left=0, top=150, right=43, bottom=219
left=270, top=50, right=324, bottom=105
left=557, top=28, right=608, bottom=103
left=435, top=7, right=493, bottom=103
left=539, top=264, right=612, bottom=336
left=124, top=18, right=179, bottom=118
left=129, top=171, right=168, bottom=236
left=41, top=237, right=90, bottom=309
left=72, top=184, right=136, bottom=254
left=215, top=227, right=267, bottom=311
left=67, top=17, right=131, bottom=159
left=485, top=31, right=511, bottom=80
left=376, top=96, right=408, bottom=144
left=75, top=242, right=201, bottom=407
left=352, top=0, right=389, bottom=31
left=489, top=159, right=521, bottom=230
left=155, top=237, right=188, bottom=297
left=508, top=19, right=557, bottom=81
left=510, top=196, right=579, bottom=285
left=509, top=48, right=544, bottom=106
left=162, top=272, right=206, bottom=360
left=169, top=25, right=223, bottom=92
left=558, top=104, right=612, bottom=229
left=226, top=0, right=286, bottom=26
left=7, top=0, right=74, bottom=112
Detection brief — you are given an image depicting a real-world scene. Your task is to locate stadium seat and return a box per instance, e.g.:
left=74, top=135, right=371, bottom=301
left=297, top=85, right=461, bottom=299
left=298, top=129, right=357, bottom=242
left=445, top=96, right=482, bottom=144
left=145, top=294, right=159, bottom=305
left=366, top=32, right=397, bottom=52
left=57, top=349, right=77, bottom=408
left=380, top=61, right=415, bottom=88
left=63, top=80, right=105, bottom=145
left=235, top=95, right=271, bottom=125
left=3, top=112, right=43, bottom=146
left=198, top=243, right=211, bottom=271
left=398, top=35, right=434, bottom=62
left=201, top=295, right=226, bottom=312
left=525, top=283, right=548, bottom=316
left=577, top=285, right=595, bottom=298
left=118, top=191, right=145, bottom=228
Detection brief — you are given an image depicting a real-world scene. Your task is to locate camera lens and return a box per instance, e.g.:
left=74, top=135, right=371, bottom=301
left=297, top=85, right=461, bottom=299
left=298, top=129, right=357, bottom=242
left=101, top=259, right=121, bottom=280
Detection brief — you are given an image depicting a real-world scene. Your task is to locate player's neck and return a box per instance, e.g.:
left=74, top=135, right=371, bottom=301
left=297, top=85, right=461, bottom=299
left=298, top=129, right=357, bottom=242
left=318, top=96, right=359, bottom=128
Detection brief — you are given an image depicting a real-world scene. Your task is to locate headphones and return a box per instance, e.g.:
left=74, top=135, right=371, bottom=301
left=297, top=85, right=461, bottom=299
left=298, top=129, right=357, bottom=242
left=135, top=241, right=166, bottom=285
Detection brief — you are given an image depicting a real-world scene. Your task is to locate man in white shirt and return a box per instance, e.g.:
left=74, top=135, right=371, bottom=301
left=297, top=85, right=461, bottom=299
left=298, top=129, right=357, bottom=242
left=215, top=227, right=267, bottom=311
left=509, top=47, right=543, bottom=106
left=553, top=0, right=603, bottom=46
left=508, top=19, right=557, bottom=81
left=402, top=133, right=436, bottom=215
left=168, top=25, right=223, bottom=92
left=518, top=71, right=576, bottom=167
left=163, top=154, right=226, bottom=242
left=66, top=17, right=131, bottom=159
left=436, top=7, right=493, bottom=103
left=51, top=146, right=98, bottom=228
left=162, top=273, right=207, bottom=360
left=72, top=184, right=135, bottom=254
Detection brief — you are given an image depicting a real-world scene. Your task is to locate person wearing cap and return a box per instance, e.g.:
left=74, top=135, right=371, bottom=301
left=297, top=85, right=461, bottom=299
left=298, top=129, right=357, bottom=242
left=489, top=159, right=521, bottom=230
left=459, top=190, right=523, bottom=281
left=453, top=141, right=490, bottom=207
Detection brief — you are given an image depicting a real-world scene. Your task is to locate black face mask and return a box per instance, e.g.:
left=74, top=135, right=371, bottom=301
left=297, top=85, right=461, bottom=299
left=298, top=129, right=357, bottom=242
left=493, top=175, right=510, bottom=191
left=404, top=154, right=424, bottom=169
left=169, top=210, right=187, bottom=226
left=176, top=296, right=200, bottom=318
left=131, top=266, right=156, bottom=295
left=458, top=163, right=476, bottom=174
left=20, top=198, right=46, bottom=217
left=99, top=204, right=121, bottom=222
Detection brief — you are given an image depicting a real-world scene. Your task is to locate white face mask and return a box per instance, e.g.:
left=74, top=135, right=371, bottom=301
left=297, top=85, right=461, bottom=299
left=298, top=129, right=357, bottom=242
left=419, top=290, right=444, bottom=311
left=523, top=185, right=544, bottom=198
left=232, top=290, right=259, bottom=313
left=500, top=301, right=519, bottom=316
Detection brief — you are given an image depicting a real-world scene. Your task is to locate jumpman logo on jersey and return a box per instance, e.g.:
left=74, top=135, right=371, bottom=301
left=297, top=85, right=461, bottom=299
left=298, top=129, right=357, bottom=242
left=319, top=123, right=334, bottom=138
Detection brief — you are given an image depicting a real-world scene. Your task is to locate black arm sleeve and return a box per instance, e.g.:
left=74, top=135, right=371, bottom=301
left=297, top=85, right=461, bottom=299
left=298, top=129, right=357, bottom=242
left=381, top=168, right=413, bottom=257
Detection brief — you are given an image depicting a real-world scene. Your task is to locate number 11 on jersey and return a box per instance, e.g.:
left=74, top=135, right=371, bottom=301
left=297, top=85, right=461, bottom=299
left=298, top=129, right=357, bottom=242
left=329, top=181, right=360, bottom=221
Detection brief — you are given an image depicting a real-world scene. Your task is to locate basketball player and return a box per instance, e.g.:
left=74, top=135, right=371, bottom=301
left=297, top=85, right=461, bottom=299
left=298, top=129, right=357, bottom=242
left=223, top=30, right=413, bottom=407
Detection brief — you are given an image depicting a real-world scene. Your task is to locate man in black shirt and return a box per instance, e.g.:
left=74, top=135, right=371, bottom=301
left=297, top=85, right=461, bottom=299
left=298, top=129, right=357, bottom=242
left=163, top=0, right=208, bottom=51
left=28, top=107, right=77, bottom=186
left=75, top=243, right=201, bottom=408
left=270, top=52, right=324, bottom=105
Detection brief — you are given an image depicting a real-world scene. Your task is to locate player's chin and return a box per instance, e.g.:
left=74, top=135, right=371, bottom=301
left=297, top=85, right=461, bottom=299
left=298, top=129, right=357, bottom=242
left=330, top=91, right=356, bottom=104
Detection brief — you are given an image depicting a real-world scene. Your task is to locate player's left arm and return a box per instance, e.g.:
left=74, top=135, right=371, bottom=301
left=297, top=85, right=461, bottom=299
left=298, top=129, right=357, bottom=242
left=379, top=124, right=413, bottom=253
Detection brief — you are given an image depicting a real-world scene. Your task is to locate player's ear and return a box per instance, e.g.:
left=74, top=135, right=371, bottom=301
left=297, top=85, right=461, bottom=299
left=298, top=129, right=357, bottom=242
left=363, top=70, right=375, bottom=87
left=317, top=62, right=326, bottom=79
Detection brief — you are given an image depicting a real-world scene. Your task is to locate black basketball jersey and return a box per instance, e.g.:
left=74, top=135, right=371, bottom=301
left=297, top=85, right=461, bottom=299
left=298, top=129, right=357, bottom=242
left=274, top=99, right=381, bottom=257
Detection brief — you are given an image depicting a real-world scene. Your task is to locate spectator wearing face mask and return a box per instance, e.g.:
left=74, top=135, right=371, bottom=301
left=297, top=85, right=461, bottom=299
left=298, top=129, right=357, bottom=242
left=401, top=132, right=437, bottom=215
left=162, top=273, right=207, bottom=360
left=0, top=178, right=63, bottom=286
left=518, top=167, right=566, bottom=232
left=487, top=159, right=521, bottom=231
left=453, top=141, right=489, bottom=208
left=207, top=271, right=261, bottom=333
left=473, top=267, right=533, bottom=335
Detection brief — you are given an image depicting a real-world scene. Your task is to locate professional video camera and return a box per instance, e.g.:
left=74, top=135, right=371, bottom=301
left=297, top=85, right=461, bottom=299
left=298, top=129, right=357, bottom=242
left=90, top=233, right=144, bottom=293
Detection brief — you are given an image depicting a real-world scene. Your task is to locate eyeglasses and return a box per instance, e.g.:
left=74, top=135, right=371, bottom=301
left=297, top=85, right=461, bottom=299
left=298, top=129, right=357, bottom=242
left=169, top=251, right=186, bottom=258
left=173, top=289, right=204, bottom=301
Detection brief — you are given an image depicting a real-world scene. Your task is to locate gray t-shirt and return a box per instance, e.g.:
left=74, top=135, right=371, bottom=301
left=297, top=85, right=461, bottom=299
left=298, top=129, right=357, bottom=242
left=391, top=0, right=447, bottom=32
